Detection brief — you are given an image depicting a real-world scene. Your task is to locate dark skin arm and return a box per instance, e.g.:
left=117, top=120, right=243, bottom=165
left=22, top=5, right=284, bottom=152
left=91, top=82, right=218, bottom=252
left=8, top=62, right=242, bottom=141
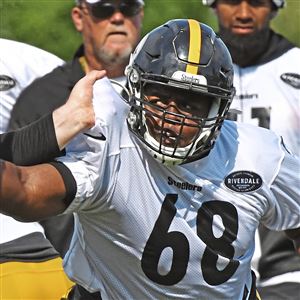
left=2, top=159, right=300, bottom=252
left=0, top=70, right=107, bottom=222
left=0, top=160, right=67, bottom=222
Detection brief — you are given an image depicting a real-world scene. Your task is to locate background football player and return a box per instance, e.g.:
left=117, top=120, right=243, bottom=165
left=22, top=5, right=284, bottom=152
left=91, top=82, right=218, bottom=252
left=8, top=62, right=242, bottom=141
left=202, top=1, right=300, bottom=299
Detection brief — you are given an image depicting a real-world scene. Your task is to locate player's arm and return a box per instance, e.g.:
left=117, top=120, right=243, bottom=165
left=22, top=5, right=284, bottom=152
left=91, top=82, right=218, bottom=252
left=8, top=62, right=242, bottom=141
left=0, top=70, right=106, bottom=165
left=0, top=160, right=75, bottom=222
left=285, top=228, right=300, bottom=255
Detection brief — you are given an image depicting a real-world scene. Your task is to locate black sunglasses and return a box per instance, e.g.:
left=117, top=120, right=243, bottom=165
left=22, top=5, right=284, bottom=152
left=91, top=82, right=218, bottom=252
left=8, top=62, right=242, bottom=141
left=84, top=1, right=143, bottom=19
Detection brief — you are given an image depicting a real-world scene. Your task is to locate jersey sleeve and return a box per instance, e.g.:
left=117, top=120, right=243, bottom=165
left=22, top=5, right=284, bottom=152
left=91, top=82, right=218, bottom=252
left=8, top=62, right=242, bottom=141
left=55, top=77, right=129, bottom=213
left=261, top=143, right=300, bottom=231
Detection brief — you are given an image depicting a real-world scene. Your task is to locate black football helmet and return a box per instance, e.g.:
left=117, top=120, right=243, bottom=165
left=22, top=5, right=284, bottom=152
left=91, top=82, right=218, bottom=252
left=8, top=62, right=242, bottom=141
left=125, top=19, right=235, bottom=165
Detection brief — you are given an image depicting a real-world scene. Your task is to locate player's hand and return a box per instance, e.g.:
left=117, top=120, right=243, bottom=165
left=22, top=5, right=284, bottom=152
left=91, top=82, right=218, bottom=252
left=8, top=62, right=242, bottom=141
left=53, top=70, right=107, bottom=150
left=66, top=69, right=107, bottom=130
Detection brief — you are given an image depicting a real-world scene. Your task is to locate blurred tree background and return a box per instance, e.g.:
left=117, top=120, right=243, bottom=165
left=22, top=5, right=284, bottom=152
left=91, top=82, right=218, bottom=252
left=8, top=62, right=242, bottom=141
left=0, top=0, right=299, bottom=61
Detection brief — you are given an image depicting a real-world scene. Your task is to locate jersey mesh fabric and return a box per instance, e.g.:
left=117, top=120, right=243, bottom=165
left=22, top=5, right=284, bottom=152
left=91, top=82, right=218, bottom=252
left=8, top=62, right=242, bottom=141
left=57, top=78, right=300, bottom=300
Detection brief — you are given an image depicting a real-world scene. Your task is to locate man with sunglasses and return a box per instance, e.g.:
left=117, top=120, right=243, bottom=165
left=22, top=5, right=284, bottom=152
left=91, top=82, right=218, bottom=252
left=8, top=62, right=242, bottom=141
left=202, top=0, right=300, bottom=299
left=7, top=0, right=144, bottom=264
left=9, top=0, right=144, bottom=130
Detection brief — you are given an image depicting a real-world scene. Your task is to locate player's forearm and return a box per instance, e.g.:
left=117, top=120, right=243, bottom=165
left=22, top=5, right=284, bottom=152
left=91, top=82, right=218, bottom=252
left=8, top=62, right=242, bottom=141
left=285, top=228, right=300, bottom=255
left=0, top=161, right=68, bottom=222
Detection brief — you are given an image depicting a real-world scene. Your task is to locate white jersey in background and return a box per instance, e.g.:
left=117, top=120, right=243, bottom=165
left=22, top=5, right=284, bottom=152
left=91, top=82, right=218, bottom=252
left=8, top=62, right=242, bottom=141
left=0, top=38, right=64, bottom=133
left=0, top=38, right=64, bottom=244
left=229, top=47, right=300, bottom=156
left=57, top=78, right=300, bottom=300
left=227, top=45, right=300, bottom=286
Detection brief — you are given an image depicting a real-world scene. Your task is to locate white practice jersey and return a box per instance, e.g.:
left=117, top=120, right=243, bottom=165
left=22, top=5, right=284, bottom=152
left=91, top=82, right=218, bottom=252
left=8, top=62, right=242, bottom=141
left=229, top=47, right=300, bottom=156
left=0, top=38, right=64, bottom=244
left=0, top=38, right=64, bottom=133
left=58, top=78, right=300, bottom=300
left=228, top=46, right=300, bottom=282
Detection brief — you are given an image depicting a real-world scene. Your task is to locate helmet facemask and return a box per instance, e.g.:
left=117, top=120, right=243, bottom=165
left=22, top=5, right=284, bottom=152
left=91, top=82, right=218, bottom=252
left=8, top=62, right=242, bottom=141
left=125, top=19, right=235, bottom=165
left=127, top=73, right=233, bottom=165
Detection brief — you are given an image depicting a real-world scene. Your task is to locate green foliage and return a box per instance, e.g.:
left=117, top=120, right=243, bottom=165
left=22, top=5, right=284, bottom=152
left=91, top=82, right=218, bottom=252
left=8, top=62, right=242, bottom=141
left=272, top=0, right=300, bottom=47
left=142, top=0, right=218, bottom=35
left=0, top=0, right=81, bottom=60
left=0, top=0, right=299, bottom=60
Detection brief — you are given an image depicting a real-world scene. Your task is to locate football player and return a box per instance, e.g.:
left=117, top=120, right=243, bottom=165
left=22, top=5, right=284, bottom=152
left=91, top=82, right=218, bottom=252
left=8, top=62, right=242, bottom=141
left=1, top=19, right=299, bottom=300
left=201, top=1, right=300, bottom=299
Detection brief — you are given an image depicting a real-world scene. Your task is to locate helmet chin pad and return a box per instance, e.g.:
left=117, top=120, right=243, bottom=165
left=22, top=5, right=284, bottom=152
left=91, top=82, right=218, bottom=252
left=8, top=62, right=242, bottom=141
left=144, top=131, right=190, bottom=165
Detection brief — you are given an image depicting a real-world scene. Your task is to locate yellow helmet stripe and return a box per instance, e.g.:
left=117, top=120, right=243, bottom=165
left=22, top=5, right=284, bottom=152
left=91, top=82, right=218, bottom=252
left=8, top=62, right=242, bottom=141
left=186, top=19, right=201, bottom=75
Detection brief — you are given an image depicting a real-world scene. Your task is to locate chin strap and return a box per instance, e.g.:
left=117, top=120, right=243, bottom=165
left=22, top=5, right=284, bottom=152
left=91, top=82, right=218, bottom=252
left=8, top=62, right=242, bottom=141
left=109, top=79, right=131, bottom=102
